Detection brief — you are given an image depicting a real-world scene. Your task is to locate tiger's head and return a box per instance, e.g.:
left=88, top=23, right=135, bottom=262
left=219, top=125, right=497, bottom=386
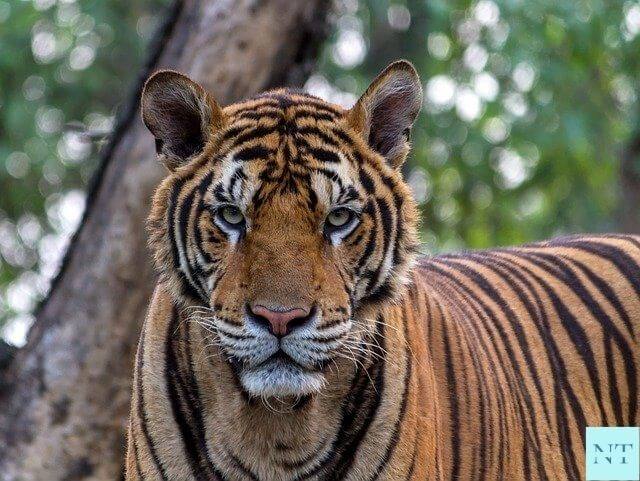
left=143, top=61, right=422, bottom=399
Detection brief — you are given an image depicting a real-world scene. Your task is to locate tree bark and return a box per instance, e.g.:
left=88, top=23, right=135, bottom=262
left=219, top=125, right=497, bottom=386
left=620, top=128, right=640, bottom=233
left=0, top=1, right=329, bottom=479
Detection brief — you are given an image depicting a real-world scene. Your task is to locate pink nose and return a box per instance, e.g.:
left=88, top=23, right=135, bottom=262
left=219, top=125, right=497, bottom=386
left=250, top=305, right=311, bottom=337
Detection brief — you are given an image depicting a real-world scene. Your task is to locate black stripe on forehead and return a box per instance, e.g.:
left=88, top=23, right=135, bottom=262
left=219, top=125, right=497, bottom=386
left=304, top=145, right=341, bottom=164
left=227, top=167, right=247, bottom=197
left=295, top=126, right=342, bottom=148
left=358, top=167, right=375, bottom=194
left=313, top=167, right=344, bottom=190
left=209, top=167, right=248, bottom=205
left=218, top=123, right=254, bottom=144
left=338, top=185, right=361, bottom=204
left=234, top=146, right=273, bottom=162
left=228, top=125, right=278, bottom=150
left=309, top=167, right=355, bottom=209
left=236, top=110, right=280, bottom=121
left=293, top=110, right=336, bottom=123
left=212, top=183, right=229, bottom=203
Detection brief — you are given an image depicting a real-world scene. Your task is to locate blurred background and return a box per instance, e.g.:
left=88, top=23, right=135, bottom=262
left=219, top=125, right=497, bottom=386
left=1, top=0, right=640, bottom=347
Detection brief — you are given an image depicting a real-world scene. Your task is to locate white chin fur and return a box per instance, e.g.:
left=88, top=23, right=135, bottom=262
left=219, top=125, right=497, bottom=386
left=239, top=358, right=325, bottom=398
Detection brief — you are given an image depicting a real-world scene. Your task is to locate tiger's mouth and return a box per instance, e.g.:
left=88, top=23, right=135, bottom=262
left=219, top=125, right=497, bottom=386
left=256, top=350, right=310, bottom=369
left=214, top=309, right=352, bottom=399
left=234, top=351, right=326, bottom=399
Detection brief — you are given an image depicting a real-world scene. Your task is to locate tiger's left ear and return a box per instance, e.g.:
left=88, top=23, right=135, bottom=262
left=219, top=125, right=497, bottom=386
left=346, top=60, right=422, bottom=169
left=141, top=70, right=224, bottom=171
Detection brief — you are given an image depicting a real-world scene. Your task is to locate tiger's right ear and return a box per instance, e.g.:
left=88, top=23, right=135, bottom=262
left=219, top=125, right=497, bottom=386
left=141, top=70, right=224, bottom=170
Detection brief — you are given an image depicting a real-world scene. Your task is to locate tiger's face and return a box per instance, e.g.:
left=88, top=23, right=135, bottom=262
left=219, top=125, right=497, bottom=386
left=143, top=61, right=422, bottom=399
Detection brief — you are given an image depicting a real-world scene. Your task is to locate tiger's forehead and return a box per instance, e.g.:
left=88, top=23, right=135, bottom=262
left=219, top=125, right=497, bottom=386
left=216, top=90, right=354, bottom=167
left=201, top=89, right=361, bottom=212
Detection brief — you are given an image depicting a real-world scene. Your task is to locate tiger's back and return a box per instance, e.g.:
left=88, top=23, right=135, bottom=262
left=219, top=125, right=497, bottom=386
left=418, top=234, right=640, bottom=480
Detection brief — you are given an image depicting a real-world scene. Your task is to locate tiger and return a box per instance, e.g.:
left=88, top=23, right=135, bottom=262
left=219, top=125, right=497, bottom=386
left=126, top=59, right=640, bottom=481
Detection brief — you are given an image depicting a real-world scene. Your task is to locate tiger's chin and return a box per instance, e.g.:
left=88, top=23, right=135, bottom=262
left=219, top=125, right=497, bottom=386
left=238, top=356, right=326, bottom=400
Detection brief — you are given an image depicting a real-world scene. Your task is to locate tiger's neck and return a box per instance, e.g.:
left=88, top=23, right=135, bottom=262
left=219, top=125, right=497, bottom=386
left=130, top=280, right=442, bottom=480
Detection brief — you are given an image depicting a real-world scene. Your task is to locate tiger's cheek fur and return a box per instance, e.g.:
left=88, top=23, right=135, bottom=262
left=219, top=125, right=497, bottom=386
left=147, top=165, right=227, bottom=307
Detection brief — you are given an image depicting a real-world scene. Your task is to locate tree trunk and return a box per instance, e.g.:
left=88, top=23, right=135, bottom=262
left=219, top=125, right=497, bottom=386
left=620, top=128, right=640, bottom=233
left=0, top=1, right=329, bottom=479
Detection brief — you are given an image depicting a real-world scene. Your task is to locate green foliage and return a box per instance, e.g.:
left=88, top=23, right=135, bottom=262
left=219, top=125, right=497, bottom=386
left=1, top=0, right=640, bottom=343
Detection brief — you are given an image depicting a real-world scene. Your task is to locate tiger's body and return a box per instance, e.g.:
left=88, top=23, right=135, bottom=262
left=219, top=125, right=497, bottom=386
left=126, top=61, right=639, bottom=480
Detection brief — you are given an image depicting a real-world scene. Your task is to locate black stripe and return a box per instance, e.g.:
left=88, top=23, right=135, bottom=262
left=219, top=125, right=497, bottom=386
left=279, top=436, right=331, bottom=471
left=481, top=254, right=585, bottom=480
left=165, top=309, right=226, bottom=480
left=322, top=318, right=386, bottom=480
left=604, top=335, right=624, bottom=425
left=437, top=255, right=553, bottom=424
left=370, top=308, right=413, bottom=480
left=293, top=109, right=336, bottom=122
left=457, top=253, right=580, bottom=480
left=358, top=167, right=376, bottom=194
left=517, top=253, right=609, bottom=424
left=306, top=146, right=341, bottom=164
left=234, top=146, right=272, bottom=162
left=404, top=444, right=418, bottom=481
left=168, top=177, right=203, bottom=301
left=439, top=301, right=461, bottom=480
left=429, top=278, right=500, bottom=480
left=566, top=257, right=635, bottom=339
left=135, top=325, right=169, bottom=481
left=236, top=110, right=281, bottom=121
left=177, top=185, right=209, bottom=301
left=295, top=126, right=341, bottom=149
left=294, top=100, right=342, bottom=116
left=230, top=125, right=278, bottom=150
left=225, top=450, right=259, bottom=481
left=424, top=259, right=557, bottom=479
left=328, top=126, right=356, bottom=148
left=522, top=251, right=637, bottom=425
left=227, top=167, right=246, bottom=197
left=355, top=202, right=378, bottom=276
left=312, top=167, right=344, bottom=189
left=559, top=240, right=640, bottom=298
left=364, top=197, right=394, bottom=297
left=295, top=318, right=386, bottom=481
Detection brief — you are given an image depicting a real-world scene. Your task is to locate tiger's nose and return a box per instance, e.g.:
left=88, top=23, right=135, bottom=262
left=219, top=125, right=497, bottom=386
left=248, top=304, right=313, bottom=337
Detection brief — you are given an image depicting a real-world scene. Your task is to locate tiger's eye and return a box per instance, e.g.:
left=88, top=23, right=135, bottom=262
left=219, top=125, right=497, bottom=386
left=327, top=208, right=352, bottom=228
left=220, top=205, right=244, bottom=225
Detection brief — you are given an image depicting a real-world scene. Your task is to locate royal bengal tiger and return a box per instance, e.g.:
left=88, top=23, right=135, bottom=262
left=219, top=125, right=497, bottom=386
left=126, top=60, right=640, bottom=480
